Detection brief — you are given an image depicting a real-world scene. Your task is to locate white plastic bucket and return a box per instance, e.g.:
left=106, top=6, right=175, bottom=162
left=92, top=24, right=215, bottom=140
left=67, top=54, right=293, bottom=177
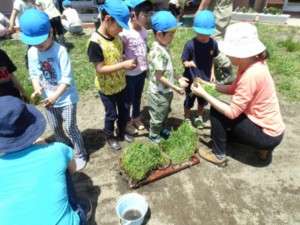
left=116, top=193, right=148, bottom=225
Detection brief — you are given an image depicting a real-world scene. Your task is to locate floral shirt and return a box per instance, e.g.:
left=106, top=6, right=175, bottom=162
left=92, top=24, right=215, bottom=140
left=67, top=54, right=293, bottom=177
left=148, top=41, right=174, bottom=94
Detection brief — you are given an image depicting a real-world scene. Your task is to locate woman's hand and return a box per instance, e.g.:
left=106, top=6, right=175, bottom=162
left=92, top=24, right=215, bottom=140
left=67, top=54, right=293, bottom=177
left=191, top=82, right=207, bottom=97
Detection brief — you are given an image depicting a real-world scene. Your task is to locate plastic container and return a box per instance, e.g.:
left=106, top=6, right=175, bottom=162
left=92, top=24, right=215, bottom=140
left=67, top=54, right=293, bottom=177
left=116, top=193, right=148, bottom=225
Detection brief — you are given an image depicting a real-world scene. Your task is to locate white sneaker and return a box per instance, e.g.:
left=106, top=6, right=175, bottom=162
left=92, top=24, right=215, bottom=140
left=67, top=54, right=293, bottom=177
left=75, top=157, right=87, bottom=171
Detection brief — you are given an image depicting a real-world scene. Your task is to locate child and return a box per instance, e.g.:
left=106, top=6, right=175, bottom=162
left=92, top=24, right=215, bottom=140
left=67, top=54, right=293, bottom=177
left=87, top=0, right=137, bottom=151
left=120, top=0, right=153, bottom=135
left=0, top=49, right=30, bottom=102
left=35, top=0, right=66, bottom=46
left=191, top=22, right=285, bottom=166
left=147, top=11, right=189, bottom=144
left=168, top=0, right=193, bottom=22
left=61, top=0, right=83, bottom=35
left=181, top=10, right=218, bottom=129
left=8, top=0, right=34, bottom=34
left=0, top=13, right=11, bottom=40
left=19, top=8, right=87, bottom=171
left=8, top=0, right=35, bottom=68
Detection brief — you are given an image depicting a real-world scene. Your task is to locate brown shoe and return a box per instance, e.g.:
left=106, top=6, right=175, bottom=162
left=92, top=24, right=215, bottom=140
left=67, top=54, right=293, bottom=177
left=126, top=122, right=138, bottom=135
left=198, top=149, right=228, bottom=167
left=132, top=118, right=145, bottom=130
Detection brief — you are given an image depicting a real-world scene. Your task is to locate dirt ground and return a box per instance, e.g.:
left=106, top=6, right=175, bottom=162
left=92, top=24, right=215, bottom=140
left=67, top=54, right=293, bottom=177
left=39, top=88, right=300, bottom=225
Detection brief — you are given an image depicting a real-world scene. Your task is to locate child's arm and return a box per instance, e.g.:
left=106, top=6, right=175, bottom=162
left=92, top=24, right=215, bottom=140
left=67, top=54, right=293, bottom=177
left=156, top=71, right=188, bottom=95
left=8, top=9, right=18, bottom=33
left=210, top=63, right=216, bottom=83
left=93, top=59, right=137, bottom=74
left=11, top=73, right=30, bottom=103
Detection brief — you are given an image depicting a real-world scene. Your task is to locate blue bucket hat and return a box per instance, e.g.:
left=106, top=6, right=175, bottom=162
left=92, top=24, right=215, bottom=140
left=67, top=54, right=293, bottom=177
left=20, top=9, right=51, bottom=45
left=194, top=10, right=215, bottom=35
left=151, top=11, right=182, bottom=32
left=0, top=96, right=46, bottom=153
left=62, top=0, right=72, bottom=7
left=98, top=0, right=130, bottom=29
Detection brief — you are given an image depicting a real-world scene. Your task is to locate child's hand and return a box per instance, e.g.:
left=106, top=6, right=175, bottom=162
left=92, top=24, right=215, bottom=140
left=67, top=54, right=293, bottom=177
left=42, top=96, right=56, bottom=108
left=123, top=59, right=137, bottom=70
left=175, top=86, right=184, bottom=95
left=31, top=87, right=44, bottom=99
left=178, top=77, right=189, bottom=88
left=183, top=61, right=196, bottom=68
left=210, top=73, right=216, bottom=83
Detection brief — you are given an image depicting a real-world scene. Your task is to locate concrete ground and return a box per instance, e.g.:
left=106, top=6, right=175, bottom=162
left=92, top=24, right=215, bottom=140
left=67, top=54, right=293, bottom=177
left=42, top=92, right=300, bottom=225
left=40, top=17, right=300, bottom=225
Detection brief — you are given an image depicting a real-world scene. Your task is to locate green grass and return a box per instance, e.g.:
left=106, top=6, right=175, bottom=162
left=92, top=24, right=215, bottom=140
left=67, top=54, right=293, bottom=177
left=120, top=142, right=168, bottom=181
left=161, top=122, right=198, bottom=164
left=1, top=23, right=299, bottom=101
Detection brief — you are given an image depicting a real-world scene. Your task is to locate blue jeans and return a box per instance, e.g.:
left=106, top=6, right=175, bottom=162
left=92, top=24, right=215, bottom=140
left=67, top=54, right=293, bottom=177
left=210, top=107, right=284, bottom=158
left=125, top=72, right=147, bottom=119
left=98, top=89, right=129, bottom=136
left=66, top=171, right=87, bottom=225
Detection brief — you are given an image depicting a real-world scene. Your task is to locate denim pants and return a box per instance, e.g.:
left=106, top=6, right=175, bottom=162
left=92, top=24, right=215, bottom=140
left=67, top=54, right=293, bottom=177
left=125, top=71, right=147, bottom=120
left=210, top=107, right=284, bottom=158
left=98, top=89, right=129, bottom=136
left=66, top=171, right=86, bottom=225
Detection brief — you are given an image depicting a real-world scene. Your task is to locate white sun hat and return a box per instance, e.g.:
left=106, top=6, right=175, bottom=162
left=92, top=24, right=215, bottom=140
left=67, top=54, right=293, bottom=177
left=219, top=22, right=266, bottom=58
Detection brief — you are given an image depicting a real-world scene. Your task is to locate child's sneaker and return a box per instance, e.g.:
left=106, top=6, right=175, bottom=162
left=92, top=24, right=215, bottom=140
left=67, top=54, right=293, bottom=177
left=78, top=197, right=92, bottom=221
left=184, top=118, right=192, bottom=125
left=126, top=121, right=138, bottom=135
left=132, top=118, right=145, bottom=130
left=148, top=135, right=161, bottom=144
left=194, top=117, right=204, bottom=129
left=160, top=129, right=170, bottom=140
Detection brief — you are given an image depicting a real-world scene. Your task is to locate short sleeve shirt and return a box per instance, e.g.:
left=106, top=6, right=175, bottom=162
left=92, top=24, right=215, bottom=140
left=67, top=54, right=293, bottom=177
left=0, top=143, right=80, bottom=225
left=148, top=41, right=174, bottom=94
left=120, top=26, right=148, bottom=76
left=0, top=49, right=21, bottom=98
left=181, top=37, right=218, bottom=81
left=13, top=0, right=34, bottom=26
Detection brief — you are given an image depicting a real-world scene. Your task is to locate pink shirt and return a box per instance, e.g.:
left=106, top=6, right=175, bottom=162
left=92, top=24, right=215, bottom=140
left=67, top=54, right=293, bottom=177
left=224, top=60, right=285, bottom=137
left=120, top=25, right=148, bottom=76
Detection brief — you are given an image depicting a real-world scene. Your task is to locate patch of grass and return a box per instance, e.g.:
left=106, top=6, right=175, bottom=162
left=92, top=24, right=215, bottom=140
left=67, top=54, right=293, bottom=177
left=120, top=142, right=168, bottom=181
left=161, top=122, right=198, bottom=164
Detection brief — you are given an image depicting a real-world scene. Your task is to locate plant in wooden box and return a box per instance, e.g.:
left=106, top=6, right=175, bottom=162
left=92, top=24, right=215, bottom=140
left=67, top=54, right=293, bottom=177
left=120, top=122, right=199, bottom=188
left=120, top=142, right=169, bottom=187
left=160, top=121, right=198, bottom=165
left=258, top=7, right=290, bottom=24
left=231, top=6, right=257, bottom=22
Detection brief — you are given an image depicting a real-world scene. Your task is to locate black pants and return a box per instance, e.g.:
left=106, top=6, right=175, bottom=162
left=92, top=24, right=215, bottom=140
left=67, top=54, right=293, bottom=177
left=50, top=16, right=64, bottom=38
left=210, top=107, right=284, bottom=157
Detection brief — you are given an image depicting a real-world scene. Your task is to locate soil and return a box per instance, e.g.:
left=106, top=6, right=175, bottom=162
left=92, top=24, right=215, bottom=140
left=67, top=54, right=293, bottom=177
left=38, top=89, right=300, bottom=225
